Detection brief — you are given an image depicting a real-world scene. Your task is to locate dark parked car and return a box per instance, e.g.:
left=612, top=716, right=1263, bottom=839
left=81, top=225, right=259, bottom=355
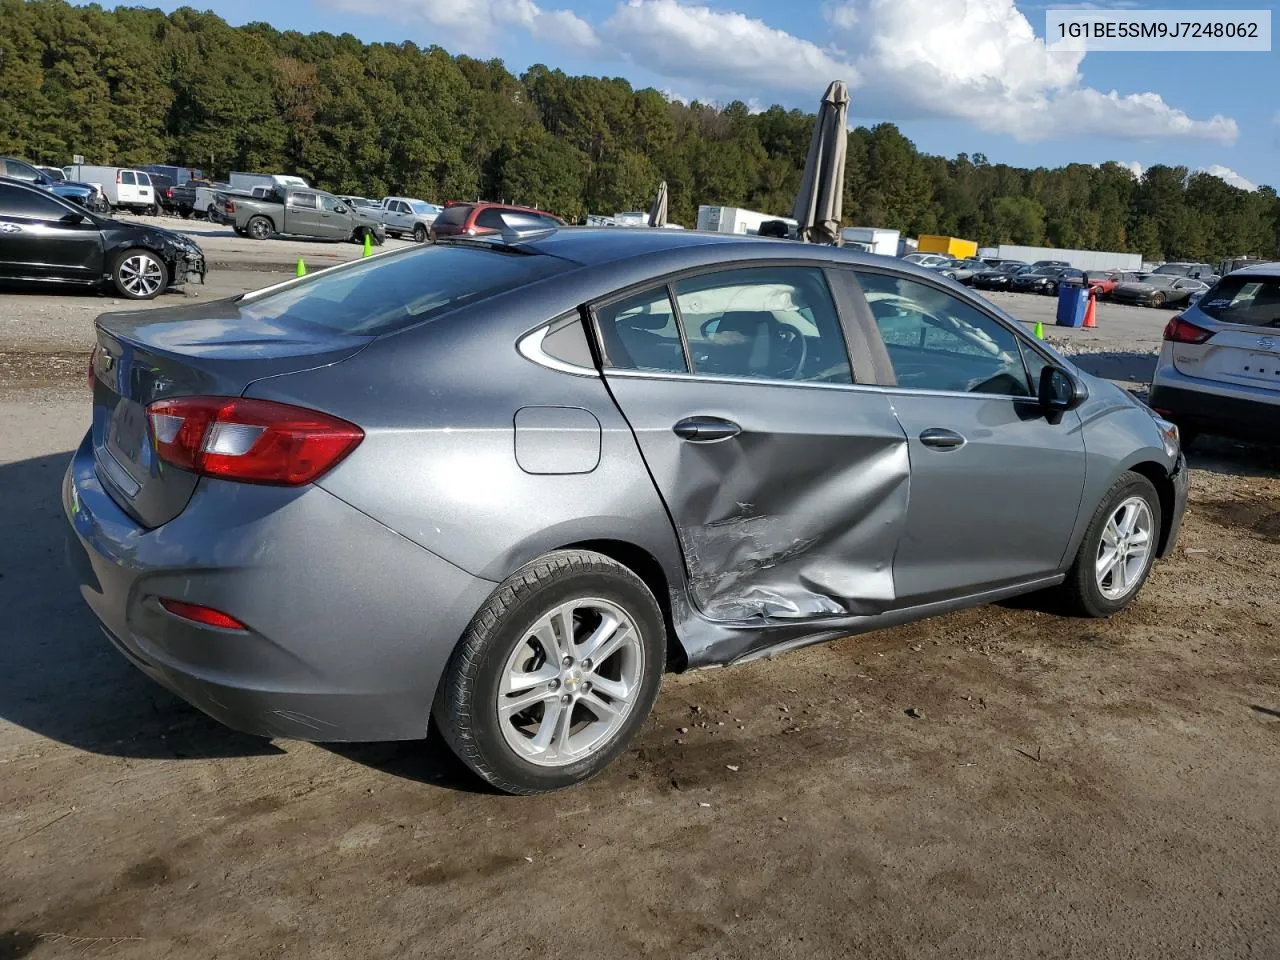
left=429, top=201, right=563, bottom=241
left=148, top=172, right=178, bottom=213
left=1, top=156, right=109, bottom=212
left=0, top=177, right=205, bottom=299
left=1012, top=266, right=1082, bottom=295
left=1032, top=260, right=1070, bottom=269
left=64, top=223, right=1187, bottom=794
left=1111, top=273, right=1208, bottom=308
left=972, top=262, right=1032, bottom=290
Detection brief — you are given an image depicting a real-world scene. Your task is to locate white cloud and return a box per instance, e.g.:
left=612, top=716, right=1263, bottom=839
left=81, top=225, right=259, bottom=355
left=817, top=0, right=1235, bottom=143
left=323, top=0, right=597, bottom=49
left=1199, top=164, right=1258, bottom=192
left=1118, top=160, right=1143, bottom=178
left=601, top=0, right=860, bottom=95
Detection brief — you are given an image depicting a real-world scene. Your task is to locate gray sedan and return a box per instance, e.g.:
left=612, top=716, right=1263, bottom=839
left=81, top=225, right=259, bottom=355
left=64, top=226, right=1188, bottom=794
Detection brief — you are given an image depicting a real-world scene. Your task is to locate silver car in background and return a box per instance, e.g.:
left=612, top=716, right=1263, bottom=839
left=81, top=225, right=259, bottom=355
left=64, top=226, right=1187, bottom=794
left=1149, top=263, right=1280, bottom=447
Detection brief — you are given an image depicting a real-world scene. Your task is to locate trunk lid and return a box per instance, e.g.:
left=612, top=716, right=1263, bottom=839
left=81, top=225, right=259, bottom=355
left=91, top=295, right=371, bottom=528
left=1173, top=275, right=1280, bottom=388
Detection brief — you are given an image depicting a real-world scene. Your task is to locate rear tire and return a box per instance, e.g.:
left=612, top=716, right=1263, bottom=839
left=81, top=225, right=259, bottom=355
left=111, top=248, right=169, bottom=300
left=245, top=216, right=272, bottom=240
left=1058, top=472, right=1162, bottom=618
left=433, top=549, right=666, bottom=795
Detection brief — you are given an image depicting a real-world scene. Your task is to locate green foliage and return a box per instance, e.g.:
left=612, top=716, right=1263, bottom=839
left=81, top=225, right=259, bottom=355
left=0, top=0, right=1274, bottom=258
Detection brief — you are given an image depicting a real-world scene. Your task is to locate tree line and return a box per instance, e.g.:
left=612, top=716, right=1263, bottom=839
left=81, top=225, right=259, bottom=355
left=2, top=0, right=1276, bottom=261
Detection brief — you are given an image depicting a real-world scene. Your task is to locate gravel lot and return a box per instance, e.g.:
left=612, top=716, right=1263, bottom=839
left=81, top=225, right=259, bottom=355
left=1, top=258, right=1277, bottom=959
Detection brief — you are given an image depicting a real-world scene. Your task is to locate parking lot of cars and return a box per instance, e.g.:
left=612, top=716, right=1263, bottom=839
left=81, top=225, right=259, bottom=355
left=1, top=231, right=1278, bottom=955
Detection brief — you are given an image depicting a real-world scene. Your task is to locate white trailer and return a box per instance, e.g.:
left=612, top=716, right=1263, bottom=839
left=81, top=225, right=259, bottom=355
left=996, top=244, right=1142, bottom=272
left=840, top=227, right=900, bottom=256
left=697, top=205, right=796, bottom=236
left=228, top=172, right=309, bottom=193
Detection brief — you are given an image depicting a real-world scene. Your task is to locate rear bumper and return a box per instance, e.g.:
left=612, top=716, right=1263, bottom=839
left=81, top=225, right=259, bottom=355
left=1149, top=370, right=1280, bottom=442
left=62, top=432, right=495, bottom=742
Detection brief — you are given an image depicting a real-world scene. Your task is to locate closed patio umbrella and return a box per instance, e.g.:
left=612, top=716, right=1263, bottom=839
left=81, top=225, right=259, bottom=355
left=648, top=180, right=668, bottom=228
left=791, top=80, right=849, bottom=245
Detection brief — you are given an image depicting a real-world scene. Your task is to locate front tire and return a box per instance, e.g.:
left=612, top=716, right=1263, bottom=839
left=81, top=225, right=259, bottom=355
left=111, top=248, right=169, bottom=300
left=1059, top=472, right=1161, bottom=617
left=413, top=223, right=427, bottom=242
left=1150, top=292, right=1166, bottom=308
left=434, top=550, right=666, bottom=795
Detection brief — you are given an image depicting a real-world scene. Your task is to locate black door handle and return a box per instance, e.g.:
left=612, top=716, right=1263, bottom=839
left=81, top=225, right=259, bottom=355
left=673, top=416, right=741, bottom=442
left=919, top=427, right=966, bottom=450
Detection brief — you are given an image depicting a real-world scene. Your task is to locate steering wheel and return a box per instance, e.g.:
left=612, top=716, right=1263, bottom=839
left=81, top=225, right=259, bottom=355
left=772, top=323, right=807, bottom=379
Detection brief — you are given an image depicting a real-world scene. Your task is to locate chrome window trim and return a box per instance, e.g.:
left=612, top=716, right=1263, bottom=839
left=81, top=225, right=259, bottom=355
left=601, top=365, right=1040, bottom=403
left=516, top=322, right=599, bottom=377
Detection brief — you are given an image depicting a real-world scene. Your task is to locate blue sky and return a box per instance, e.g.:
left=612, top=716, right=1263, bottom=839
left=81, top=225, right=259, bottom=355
left=143, top=0, right=1276, bottom=190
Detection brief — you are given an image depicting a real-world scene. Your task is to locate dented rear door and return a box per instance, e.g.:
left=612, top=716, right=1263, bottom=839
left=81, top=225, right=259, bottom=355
left=594, top=266, right=910, bottom=627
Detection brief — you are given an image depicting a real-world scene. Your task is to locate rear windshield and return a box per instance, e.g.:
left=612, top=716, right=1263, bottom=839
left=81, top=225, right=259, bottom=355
left=238, top=244, right=571, bottom=336
left=435, top=204, right=472, bottom=226
left=1197, top=276, right=1280, bottom=328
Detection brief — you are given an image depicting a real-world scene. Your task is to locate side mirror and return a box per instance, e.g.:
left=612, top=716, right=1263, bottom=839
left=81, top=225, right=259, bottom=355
left=1039, top=365, right=1087, bottom=417
left=60, top=211, right=85, bottom=225
left=335, top=205, right=348, bottom=214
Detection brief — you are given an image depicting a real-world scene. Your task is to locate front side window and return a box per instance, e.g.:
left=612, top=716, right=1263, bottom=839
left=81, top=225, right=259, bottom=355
left=0, top=183, right=75, bottom=221
left=854, top=271, right=1032, bottom=396
left=320, top=195, right=343, bottom=212
left=674, top=267, right=852, bottom=383
left=2, top=158, right=42, bottom=182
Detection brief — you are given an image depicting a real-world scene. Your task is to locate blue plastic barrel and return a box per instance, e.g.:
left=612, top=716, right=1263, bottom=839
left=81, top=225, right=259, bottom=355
left=1056, top=285, right=1088, bottom=327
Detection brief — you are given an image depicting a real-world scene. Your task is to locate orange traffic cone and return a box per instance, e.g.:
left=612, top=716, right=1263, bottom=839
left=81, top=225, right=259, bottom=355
left=1083, top=288, right=1097, bottom=328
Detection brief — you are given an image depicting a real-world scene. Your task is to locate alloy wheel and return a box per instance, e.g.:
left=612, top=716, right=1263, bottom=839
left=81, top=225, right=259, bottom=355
left=496, top=597, right=645, bottom=767
left=1095, top=496, right=1154, bottom=600
left=118, top=255, right=164, bottom=297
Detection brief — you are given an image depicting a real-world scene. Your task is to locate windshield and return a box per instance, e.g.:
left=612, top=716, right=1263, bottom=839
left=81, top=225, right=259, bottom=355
left=409, top=200, right=440, bottom=214
left=1141, top=275, right=1176, bottom=288
left=238, top=244, right=572, bottom=336
left=1197, top=276, right=1280, bottom=328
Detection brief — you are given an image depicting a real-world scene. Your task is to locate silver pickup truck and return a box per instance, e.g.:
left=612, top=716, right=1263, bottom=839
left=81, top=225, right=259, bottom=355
left=229, top=186, right=386, bottom=244
left=376, top=196, right=442, bottom=242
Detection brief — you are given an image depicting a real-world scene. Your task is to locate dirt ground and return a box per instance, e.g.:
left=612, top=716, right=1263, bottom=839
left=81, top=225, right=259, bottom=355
left=1, top=272, right=1278, bottom=959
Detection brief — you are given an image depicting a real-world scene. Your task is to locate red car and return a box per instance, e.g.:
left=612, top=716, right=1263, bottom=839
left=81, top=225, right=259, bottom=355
left=429, top=202, right=564, bottom=241
left=1085, top=271, right=1141, bottom=298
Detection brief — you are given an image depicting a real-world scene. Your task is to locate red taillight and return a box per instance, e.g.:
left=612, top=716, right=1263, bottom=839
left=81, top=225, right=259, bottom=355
left=115, top=171, right=121, bottom=183
left=225, top=199, right=235, bottom=214
left=146, top=396, right=363, bottom=485
left=1163, top=314, right=1214, bottom=344
left=159, top=598, right=246, bottom=630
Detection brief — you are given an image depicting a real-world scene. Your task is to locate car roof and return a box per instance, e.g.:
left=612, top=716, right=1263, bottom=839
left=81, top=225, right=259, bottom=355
left=514, top=227, right=969, bottom=283
left=1226, top=261, right=1280, bottom=277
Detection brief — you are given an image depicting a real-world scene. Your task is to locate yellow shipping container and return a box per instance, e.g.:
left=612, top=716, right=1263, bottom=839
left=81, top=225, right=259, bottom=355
left=916, top=235, right=978, bottom=258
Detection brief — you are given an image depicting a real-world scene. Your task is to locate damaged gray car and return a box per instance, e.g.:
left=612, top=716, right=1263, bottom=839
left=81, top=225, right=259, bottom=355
left=65, top=225, right=1188, bottom=794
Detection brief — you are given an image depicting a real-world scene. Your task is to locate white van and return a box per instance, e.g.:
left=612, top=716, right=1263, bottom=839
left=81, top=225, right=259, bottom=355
left=61, top=165, right=156, bottom=213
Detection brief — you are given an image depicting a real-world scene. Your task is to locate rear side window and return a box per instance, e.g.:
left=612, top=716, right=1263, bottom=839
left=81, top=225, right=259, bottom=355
left=120, top=171, right=136, bottom=185
left=436, top=205, right=472, bottom=226
left=237, top=245, right=573, bottom=336
left=289, top=192, right=318, bottom=209
left=675, top=266, right=852, bottom=384
left=596, top=288, right=687, bottom=374
left=475, top=208, right=507, bottom=231
left=1198, top=276, right=1280, bottom=328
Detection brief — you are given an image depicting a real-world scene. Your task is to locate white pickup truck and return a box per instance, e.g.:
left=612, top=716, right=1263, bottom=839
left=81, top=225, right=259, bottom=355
left=377, top=197, right=443, bottom=242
